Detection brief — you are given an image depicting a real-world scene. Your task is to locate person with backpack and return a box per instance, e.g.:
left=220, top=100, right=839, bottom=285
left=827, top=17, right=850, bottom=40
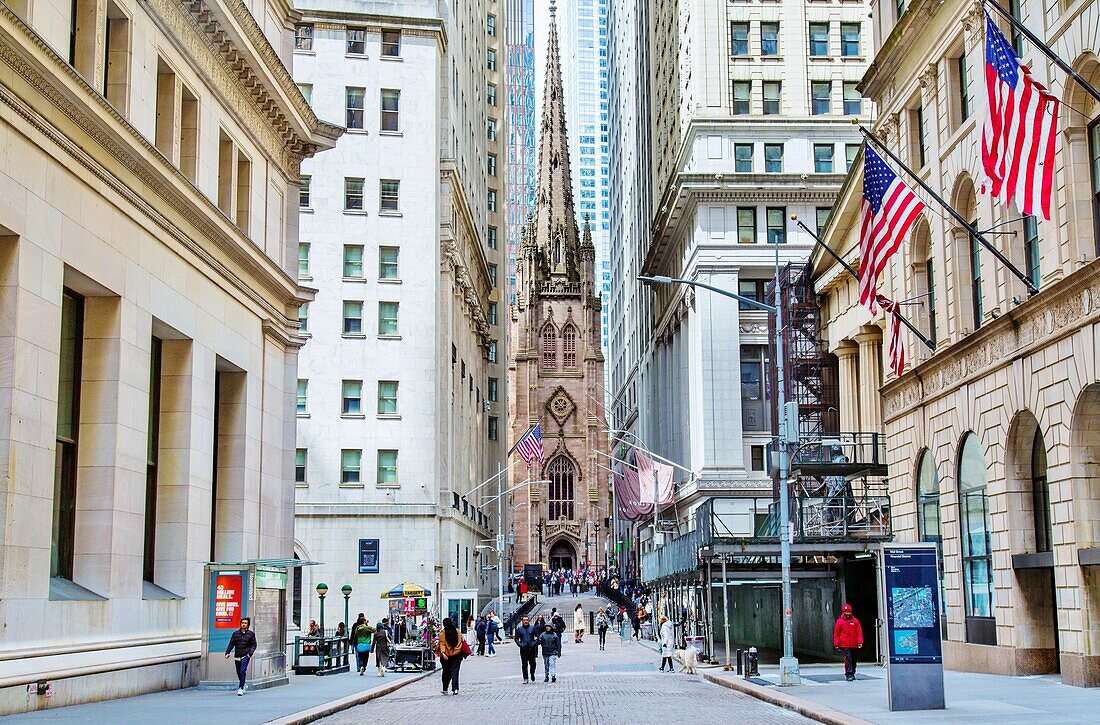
left=350, top=613, right=374, bottom=675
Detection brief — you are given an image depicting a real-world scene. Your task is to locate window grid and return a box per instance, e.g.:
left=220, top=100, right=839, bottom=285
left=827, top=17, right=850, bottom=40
left=340, top=449, right=361, bottom=485
left=377, top=450, right=398, bottom=485
left=346, top=87, right=365, bottom=129
left=378, top=381, right=398, bottom=415
left=342, top=380, right=362, bottom=415
left=381, top=89, right=400, bottom=132
left=346, top=27, right=366, bottom=55
left=379, top=246, right=400, bottom=279
left=378, top=301, right=399, bottom=335
left=766, top=207, right=786, bottom=244
left=562, top=325, right=577, bottom=368
left=381, top=30, right=401, bottom=57
left=344, top=177, right=364, bottom=211
left=343, top=245, right=364, bottom=278
left=380, top=179, right=400, bottom=212
left=343, top=301, right=363, bottom=335
left=737, top=208, right=757, bottom=244
left=542, top=326, right=557, bottom=369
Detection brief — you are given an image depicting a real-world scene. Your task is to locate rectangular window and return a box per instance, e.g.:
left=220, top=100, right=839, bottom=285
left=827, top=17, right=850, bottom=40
left=346, top=87, right=365, bottom=129
left=486, top=15, right=496, bottom=36
left=298, top=83, right=312, bottom=106
left=344, top=177, right=364, bottom=211
left=487, top=83, right=497, bottom=106
left=343, top=244, right=364, bottom=278
left=155, top=59, right=177, bottom=159
left=377, top=449, right=398, bottom=485
left=347, top=27, right=366, bottom=54
left=760, top=22, right=779, bottom=55
left=377, top=381, right=398, bottom=415
left=958, top=54, right=971, bottom=122
left=487, top=119, right=497, bottom=140
left=341, top=449, right=362, bottom=485
left=488, top=154, right=497, bottom=177
left=738, top=279, right=765, bottom=309
left=737, top=208, right=757, bottom=244
left=299, top=176, right=311, bottom=208
left=846, top=143, right=860, bottom=170
left=298, top=243, right=310, bottom=278
left=104, top=3, right=130, bottom=114
left=488, top=377, right=499, bottom=402
left=298, top=302, right=308, bottom=333
left=488, top=302, right=498, bottom=325
left=766, top=207, right=786, bottom=243
left=840, top=23, right=861, bottom=57
left=764, top=143, right=783, bottom=172
left=296, top=378, right=307, bottom=414
left=488, top=226, right=498, bottom=249
left=816, top=207, right=832, bottom=234
left=52, top=290, right=83, bottom=580
left=378, top=301, right=399, bottom=335
left=343, top=301, right=363, bottom=334
left=342, top=380, right=363, bottom=415
left=814, top=143, right=834, bottom=173
left=488, top=340, right=498, bottom=363
left=734, top=143, right=753, bottom=172
left=970, top=229, right=983, bottom=327
left=487, top=48, right=497, bottom=71
left=843, top=82, right=862, bottom=115
left=381, top=29, right=401, bottom=57
left=295, top=448, right=307, bottom=484
left=729, top=22, right=749, bottom=56
left=1024, top=216, right=1040, bottom=290
left=379, top=246, right=399, bottom=279
left=809, top=22, right=829, bottom=57
left=381, top=89, right=400, bottom=132
left=811, top=81, right=831, bottom=115
left=489, top=264, right=498, bottom=287
left=741, top=346, right=770, bottom=431
left=235, top=150, right=251, bottom=233
left=488, top=189, right=497, bottom=212
left=732, top=81, right=750, bottom=115
left=1090, top=120, right=1100, bottom=256
left=913, top=106, right=928, bottom=167
left=762, top=81, right=780, bottom=115
left=143, top=346, right=165, bottom=581
left=751, top=445, right=765, bottom=471
left=380, top=179, right=400, bottom=212
left=294, top=24, right=313, bottom=51
left=488, top=417, right=499, bottom=441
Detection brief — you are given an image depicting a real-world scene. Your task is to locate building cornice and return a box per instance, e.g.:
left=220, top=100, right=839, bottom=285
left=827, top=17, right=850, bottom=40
left=441, top=164, right=492, bottom=347
left=882, top=258, right=1100, bottom=421
left=296, top=9, right=447, bottom=53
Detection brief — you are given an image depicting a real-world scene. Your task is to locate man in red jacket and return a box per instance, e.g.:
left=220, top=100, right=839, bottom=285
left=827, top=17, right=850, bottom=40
left=832, top=603, right=863, bottom=681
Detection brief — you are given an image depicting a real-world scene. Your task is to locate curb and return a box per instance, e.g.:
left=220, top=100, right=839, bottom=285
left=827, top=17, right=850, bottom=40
left=265, top=670, right=432, bottom=725
left=703, top=673, right=873, bottom=725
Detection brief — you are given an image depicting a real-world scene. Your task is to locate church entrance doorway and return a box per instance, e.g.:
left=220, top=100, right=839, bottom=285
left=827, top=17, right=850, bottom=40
left=549, top=540, right=576, bottom=572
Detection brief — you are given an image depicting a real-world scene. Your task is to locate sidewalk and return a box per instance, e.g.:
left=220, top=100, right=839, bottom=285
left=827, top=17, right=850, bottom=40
left=706, top=663, right=1100, bottom=724
left=5, top=668, right=429, bottom=724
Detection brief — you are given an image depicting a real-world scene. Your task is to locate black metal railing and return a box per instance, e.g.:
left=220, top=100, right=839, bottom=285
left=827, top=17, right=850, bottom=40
left=503, top=594, right=538, bottom=633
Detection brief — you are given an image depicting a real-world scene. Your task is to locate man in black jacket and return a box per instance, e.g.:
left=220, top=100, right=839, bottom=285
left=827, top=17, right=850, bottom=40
left=551, top=612, right=567, bottom=655
left=224, top=617, right=257, bottom=695
left=538, top=624, right=561, bottom=683
left=513, top=615, right=540, bottom=683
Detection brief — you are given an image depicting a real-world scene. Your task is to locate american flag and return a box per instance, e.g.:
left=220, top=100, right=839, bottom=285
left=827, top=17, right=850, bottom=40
left=981, top=13, right=1060, bottom=220
left=877, top=294, right=907, bottom=376
left=858, top=145, right=926, bottom=315
left=513, top=423, right=545, bottom=469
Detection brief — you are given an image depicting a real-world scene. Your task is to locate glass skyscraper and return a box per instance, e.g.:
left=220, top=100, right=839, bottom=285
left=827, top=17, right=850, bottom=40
left=505, top=0, right=536, bottom=303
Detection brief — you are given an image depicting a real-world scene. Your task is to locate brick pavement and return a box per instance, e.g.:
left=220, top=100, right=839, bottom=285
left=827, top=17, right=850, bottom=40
left=322, top=626, right=812, bottom=725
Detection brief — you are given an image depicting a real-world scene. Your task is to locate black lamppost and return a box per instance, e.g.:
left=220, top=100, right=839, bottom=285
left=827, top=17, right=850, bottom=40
left=316, top=582, right=329, bottom=634
left=341, top=584, right=353, bottom=630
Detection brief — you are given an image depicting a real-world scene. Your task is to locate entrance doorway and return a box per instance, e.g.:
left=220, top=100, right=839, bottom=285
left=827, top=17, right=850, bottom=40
left=549, top=540, right=575, bottom=571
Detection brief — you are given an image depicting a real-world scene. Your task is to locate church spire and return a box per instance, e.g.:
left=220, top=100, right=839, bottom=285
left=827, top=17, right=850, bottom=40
left=531, top=2, right=580, bottom=281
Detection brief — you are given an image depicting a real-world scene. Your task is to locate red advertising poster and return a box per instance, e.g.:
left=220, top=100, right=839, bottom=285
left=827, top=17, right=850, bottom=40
left=214, top=574, right=243, bottom=629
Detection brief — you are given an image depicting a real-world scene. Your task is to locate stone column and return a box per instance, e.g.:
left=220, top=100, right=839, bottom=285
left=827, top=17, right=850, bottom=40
left=855, top=327, right=883, bottom=433
left=835, top=342, right=860, bottom=432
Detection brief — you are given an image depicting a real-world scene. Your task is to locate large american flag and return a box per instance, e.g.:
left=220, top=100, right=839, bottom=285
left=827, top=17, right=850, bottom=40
left=858, top=144, right=926, bottom=315
left=513, top=423, right=545, bottom=469
left=981, top=13, right=1060, bottom=220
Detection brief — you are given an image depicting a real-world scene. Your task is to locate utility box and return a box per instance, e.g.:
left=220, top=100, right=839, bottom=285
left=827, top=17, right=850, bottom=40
left=198, top=562, right=290, bottom=690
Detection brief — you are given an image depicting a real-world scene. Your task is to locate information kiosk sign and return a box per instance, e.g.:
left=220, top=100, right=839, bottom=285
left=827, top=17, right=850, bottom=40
left=881, top=543, right=945, bottom=711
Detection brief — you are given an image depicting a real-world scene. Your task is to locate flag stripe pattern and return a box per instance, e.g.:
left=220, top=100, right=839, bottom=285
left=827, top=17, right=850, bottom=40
left=981, top=13, right=1060, bottom=221
left=877, top=294, right=907, bottom=377
left=514, top=423, right=545, bottom=469
left=858, top=144, right=926, bottom=315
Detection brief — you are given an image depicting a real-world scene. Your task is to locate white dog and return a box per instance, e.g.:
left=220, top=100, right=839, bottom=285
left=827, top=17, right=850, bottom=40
left=673, top=645, right=699, bottom=674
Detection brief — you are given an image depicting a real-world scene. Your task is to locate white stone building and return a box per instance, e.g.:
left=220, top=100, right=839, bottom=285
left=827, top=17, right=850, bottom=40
left=608, top=0, right=873, bottom=567
left=291, top=0, right=508, bottom=628
left=0, top=0, right=337, bottom=714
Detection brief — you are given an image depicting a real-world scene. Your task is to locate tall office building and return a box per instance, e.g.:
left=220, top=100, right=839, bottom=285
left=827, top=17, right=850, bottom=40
left=609, top=0, right=872, bottom=571
left=556, top=0, right=612, bottom=350
left=505, top=0, right=537, bottom=304
left=292, top=0, right=508, bottom=625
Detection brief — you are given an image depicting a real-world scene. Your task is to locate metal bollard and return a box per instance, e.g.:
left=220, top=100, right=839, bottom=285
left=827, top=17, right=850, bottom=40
left=747, top=646, right=759, bottom=677
left=735, top=648, right=743, bottom=675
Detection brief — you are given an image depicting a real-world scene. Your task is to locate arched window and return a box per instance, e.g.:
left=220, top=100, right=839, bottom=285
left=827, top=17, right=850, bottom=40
left=958, top=433, right=995, bottom=643
left=952, top=177, right=982, bottom=331
left=562, top=324, right=577, bottom=368
left=910, top=220, right=936, bottom=345
left=547, top=456, right=575, bottom=520
left=916, top=450, right=941, bottom=543
left=1032, top=428, right=1051, bottom=553
left=541, top=325, right=557, bottom=369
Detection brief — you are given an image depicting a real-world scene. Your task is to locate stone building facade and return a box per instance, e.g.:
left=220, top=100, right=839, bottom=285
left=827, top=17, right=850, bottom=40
left=509, top=9, right=609, bottom=573
left=820, top=0, right=1100, bottom=686
left=0, top=0, right=337, bottom=713
left=291, top=0, right=508, bottom=624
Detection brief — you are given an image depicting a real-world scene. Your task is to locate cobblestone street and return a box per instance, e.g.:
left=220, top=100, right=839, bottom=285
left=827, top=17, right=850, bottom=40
left=324, top=617, right=811, bottom=724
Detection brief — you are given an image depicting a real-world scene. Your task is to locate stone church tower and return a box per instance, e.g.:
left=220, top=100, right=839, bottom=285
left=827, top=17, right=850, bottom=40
left=508, top=6, right=608, bottom=574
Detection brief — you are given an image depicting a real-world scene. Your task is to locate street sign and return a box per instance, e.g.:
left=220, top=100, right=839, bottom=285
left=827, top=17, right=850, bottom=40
left=358, top=539, right=380, bottom=574
left=882, top=544, right=945, bottom=711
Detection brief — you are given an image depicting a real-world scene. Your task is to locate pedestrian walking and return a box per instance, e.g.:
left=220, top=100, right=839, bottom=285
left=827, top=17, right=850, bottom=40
left=475, top=615, right=487, bottom=656
left=551, top=611, right=567, bottom=654
left=658, top=616, right=675, bottom=672
left=833, top=603, right=864, bottom=681
left=464, top=612, right=476, bottom=648
left=514, top=614, right=540, bottom=683
left=351, top=613, right=374, bottom=675
left=223, top=617, right=257, bottom=696
left=573, top=603, right=585, bottom=643
left=630, top=611, right=641, bottom=640
left=538, top=623, right=561, bottom=683
left=596, top=610, right=609, bottom=650
left=486, top=613, right=499, bottom=656
left=435, top=617, right=468, bottom=695
left=372, top=618, right=391, bottom=677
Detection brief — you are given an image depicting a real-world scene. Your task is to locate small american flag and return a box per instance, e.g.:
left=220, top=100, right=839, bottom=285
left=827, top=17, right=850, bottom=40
left=858, top=145, right=926, bottom=315
left=513, top=423, right=545, bottom=469
left=981, top=13, right=1060, bottom=221
left=877, top=294, right=907, bottom=376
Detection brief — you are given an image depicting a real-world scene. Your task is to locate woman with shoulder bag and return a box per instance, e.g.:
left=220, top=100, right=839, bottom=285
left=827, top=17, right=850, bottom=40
left=434, top=617, right=467, bottom=695
left=371, top=621, right=391, bottom=677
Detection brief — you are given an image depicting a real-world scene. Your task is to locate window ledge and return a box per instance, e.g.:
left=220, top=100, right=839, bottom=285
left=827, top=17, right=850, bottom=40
left=376, top=483, right=401, bottom=489
left=377, top=413, right=402, bottom=420
left=143, top=580, right=184, bottom=601
left=342, top=333, right=367, bottom=339
left=341, top=413, right=366, bottom=419
left=841, top=56, right=866, bottom=62
left=49, top=577, right=106, bottom=601
left=378, top=278, right=402, bottom=285
left=346, top=53, right=369, bottom=60
left=339, top=482, right=365, bottom=488
left=378, top=131, right=403, bottom=137
left=378, top=211, right=403, bottom=217
left=378, top=334, right=402, bottom=340
left=298, top=332, right=312, bottom=338
left=342, top=277, right=367, bottom=284
left=345, top=128, right=369, bottom=135
left=295, top=482, right=308, bottom=488
left=380, top=55, right=403, bottom=62
left=300, top=207, right=314, bottom=214
left=294, top=50, right=316, bottom=56
left=298, top=275, right=313, bottom=282
left=297, top=412, right=310, bottom=418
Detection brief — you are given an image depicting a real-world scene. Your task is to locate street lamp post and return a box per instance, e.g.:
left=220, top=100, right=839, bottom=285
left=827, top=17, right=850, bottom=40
left=341, top=584, right=353, bottom=630
left=639, top=273, right=800, bottom=685
left=316, top=582, right=329, bottom=634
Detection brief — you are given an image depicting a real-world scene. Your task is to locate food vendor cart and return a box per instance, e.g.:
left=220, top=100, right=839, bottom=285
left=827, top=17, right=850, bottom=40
left=381, top=582, right=436, bottom=671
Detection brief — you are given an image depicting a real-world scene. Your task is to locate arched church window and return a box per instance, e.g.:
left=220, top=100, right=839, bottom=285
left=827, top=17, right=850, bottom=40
left=541, top=325, right=558, bottom=369
left=548, top=456, right=575, bottom=520
left=562, top=325, right=577, bottom=368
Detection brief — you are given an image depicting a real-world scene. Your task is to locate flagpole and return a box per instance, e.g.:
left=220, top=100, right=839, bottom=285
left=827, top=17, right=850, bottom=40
left=983, top=0, right=1100, bottom=105
left=856, top=125, right=1039, bottom=295
left=795, top=219, right=936, bottom=351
